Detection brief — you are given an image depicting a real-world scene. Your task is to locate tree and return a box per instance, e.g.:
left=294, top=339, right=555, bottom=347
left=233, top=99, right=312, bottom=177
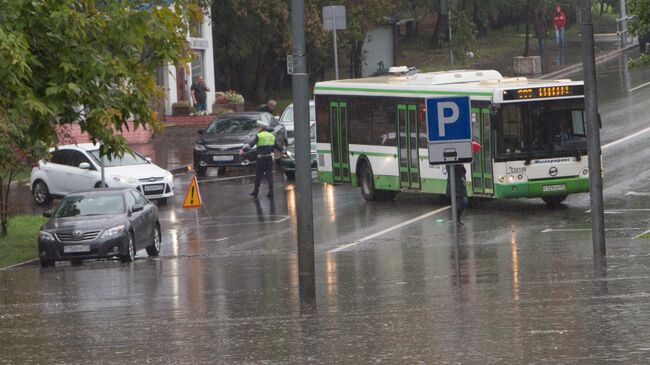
left=0, top=1, right=204, bottom=156
left=629, top=0, right=650, bottom=66
left=0, top=0, right=204, bottom=234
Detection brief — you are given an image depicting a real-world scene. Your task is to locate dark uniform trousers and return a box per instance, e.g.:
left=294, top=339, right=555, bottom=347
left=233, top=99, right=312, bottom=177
left=253, top=155, right=274, bottom=195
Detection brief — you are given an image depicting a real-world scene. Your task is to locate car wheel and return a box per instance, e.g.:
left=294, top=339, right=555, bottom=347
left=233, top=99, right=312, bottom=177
left=284, top=171, right=295, bottom=180
left=120, top=232, right=136, bottom=263
left=146, top=223, right=161, bottom=257
left=542, top=195, right=567, bottom=207
left=32, top=180, right=52, bottom=205
left=94, top=181, right=108, bottom=188
left=40, top=257, right=54, bottom=268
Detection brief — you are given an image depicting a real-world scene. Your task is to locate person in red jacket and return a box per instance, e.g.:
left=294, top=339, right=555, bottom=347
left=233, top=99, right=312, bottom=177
left=553, top=4, right=567, bottom=49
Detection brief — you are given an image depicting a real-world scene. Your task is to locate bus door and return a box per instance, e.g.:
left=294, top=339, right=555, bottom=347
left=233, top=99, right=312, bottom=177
left=329, top=101, right=351, bottom=183
left=397, top=104, right=420, bottom=189
left=471, top=109, right=494, bottom=195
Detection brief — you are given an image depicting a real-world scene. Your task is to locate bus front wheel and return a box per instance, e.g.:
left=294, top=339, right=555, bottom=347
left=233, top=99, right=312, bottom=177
left=542, top=195, right=567, bottom=207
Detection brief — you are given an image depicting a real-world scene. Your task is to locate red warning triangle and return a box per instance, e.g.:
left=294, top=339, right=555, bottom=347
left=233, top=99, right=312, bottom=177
left=182, top=176, right=202, bottom=209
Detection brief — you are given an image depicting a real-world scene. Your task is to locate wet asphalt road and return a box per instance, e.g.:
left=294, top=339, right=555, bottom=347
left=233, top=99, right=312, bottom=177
left=3, top=49, right=650, bottom=363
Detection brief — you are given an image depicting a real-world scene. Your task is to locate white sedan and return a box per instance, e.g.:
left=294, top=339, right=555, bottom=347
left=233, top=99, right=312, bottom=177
left=30, top=143, right=174, bottom=205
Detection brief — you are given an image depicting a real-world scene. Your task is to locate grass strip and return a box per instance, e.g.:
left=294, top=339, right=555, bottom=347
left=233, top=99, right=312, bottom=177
left=0, top=215, right=48, bottom=269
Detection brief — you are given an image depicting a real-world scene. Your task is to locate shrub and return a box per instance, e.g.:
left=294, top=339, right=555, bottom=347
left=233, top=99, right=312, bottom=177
left=172, top=101, right=195, bottom=116
left=215, top=90, right=244, bottom=105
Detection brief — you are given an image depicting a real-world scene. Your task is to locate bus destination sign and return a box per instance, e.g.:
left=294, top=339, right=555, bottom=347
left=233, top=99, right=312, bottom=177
left=503, top=85, right=584, bottom=100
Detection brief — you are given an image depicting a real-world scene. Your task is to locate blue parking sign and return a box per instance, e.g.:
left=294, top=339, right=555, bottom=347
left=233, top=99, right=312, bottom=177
left=426, top=97, right=471, bottom=142
left=426, top=97, right=473, bottom=165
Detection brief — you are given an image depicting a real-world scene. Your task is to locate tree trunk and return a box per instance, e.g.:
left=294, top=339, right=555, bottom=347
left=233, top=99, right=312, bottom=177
left=524, top=0, right=531, bottom=57
left=430, top=12, right=449, bottom=49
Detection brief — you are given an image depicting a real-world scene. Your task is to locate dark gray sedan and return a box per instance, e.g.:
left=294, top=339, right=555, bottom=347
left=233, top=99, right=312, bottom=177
left=38, top=188, right=161, bottom=267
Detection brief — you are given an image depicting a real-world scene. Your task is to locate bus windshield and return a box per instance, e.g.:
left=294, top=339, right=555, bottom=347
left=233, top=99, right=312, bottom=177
left=495, top=99, right=587, bottom=161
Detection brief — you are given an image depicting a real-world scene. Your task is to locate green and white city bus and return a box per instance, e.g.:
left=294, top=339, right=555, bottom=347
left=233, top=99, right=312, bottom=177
left=314, top=69, right=589, bottom=206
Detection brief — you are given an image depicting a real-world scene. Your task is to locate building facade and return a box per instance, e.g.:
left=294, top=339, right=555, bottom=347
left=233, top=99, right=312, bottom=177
left=157, top=12, right=216, bottom=115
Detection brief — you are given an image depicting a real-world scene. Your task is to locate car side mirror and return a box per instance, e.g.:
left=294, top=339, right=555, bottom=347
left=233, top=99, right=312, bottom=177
left=79, top=162, right=91, bottom=170
left=131, top=204, right=144, bottom=213
left=145, top=157, right=152, bottom=163
left=43, top=210, right=52, bottom=218
left=197, top=129, right=205, bottom=135
left=274, top=116, right=280, bottom=121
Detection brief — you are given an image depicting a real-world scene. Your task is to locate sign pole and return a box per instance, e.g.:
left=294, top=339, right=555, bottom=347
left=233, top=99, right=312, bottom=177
left=449, top=165, right=461, bottom=286
left=292, top=0, right=316, bottom=304
left=333, top=12, right=339, bottom=80
left=580, top=0, right=606, bottom=259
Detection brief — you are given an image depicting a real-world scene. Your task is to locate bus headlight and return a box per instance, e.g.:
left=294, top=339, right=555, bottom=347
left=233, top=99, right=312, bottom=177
left=498, top=175, right=506, bottom=183
left=508, top=175, right=515, bottom=183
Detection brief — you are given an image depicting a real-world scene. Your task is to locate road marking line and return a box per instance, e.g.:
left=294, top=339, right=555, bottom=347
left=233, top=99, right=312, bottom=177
left=625, top=191, right=650, bottom=197
left=630, top=81, right=650, bottom=93
left=542, top=227, right=643, bottom=233
left=585, top=208, right=650, bottom=213
left=204, top=237, right=229, bottom=242
left=634, top=230, right=650, bottom=239
left=328, top=206, right=451, bottom=253
left=602, top=125, right=650, bottom=150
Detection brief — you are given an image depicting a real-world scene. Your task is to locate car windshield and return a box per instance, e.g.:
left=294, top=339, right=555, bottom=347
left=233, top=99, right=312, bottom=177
left=206, top=116, right=260, bottom=134
left=55, top=194, right=125, bottom=218
left=89, top=150, right=148, bottom=167
left=281, top=104, right=316, bottom=124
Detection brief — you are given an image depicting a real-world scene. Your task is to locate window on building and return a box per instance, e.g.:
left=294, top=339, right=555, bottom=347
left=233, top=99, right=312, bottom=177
left=191, top=50, right=205, bottom=84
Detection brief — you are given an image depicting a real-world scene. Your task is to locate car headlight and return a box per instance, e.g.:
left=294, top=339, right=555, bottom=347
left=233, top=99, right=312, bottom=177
left=112, top=176, right=138, bottom=184
left=195, top=144, right=206, bottom=151
left=39, top=231, right=55, bottom=242
left=102, top=224, right=125, bottom=238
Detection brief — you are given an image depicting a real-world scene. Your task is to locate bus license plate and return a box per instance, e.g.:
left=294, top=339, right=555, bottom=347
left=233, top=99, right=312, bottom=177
left=543, top=184, right=566, bottom=192
left=213, top=155, right=233, bottom=162
left=64, top=244, right=90, bottom=253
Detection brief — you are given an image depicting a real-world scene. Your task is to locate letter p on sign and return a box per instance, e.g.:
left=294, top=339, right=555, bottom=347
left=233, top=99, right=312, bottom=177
left=437, top=102, right=459, bottom=137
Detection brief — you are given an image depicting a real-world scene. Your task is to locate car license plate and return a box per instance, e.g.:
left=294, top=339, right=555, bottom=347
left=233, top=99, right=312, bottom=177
left=64, top=244, right=90, bottom=253
left=213, top=155, right=234, bottom=162
left=543, top=184, right=566, bottom=192
left=144, top=184, right=164, bottom=192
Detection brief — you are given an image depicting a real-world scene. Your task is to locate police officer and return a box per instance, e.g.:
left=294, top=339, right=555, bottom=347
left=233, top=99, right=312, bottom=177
left=240, top=121, right=285, bottom=198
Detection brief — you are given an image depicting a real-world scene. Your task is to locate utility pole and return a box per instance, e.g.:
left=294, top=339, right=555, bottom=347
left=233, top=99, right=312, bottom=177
left=580, top=0, right=606, bottom=259
left=291, top=0, right=316, bottom=303
left=618, top=0, right=628, bottom=47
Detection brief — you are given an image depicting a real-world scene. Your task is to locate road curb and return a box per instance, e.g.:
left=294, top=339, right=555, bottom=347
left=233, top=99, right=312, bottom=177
left=541, top=43, right=638, bottom=79
left=0, top=258, right=39, bottom=271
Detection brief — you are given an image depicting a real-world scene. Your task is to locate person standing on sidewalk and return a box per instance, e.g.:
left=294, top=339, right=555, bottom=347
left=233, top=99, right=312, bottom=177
left=553, top=4, right=567, bottom=49
left=258, top=100, right=277, bottom=114
left=239, top=122, right=285, bottom=198
left=534, top=9, right=548, bottom=55
left=191, top=76, right=210, bottom=112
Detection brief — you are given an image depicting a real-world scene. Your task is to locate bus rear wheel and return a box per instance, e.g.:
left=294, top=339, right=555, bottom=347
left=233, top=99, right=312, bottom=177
left=542, top=195, right=567, bottom=207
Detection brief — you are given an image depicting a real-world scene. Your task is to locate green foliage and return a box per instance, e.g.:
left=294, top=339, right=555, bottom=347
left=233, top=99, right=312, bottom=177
left=0, top=0, right=205, bottom=157
left=629, top=0, right=650, bottom=66
left=450, top=8, right=478, bottom=62
left=172, top=101, right=196, bottom=116
left=0, top=215, right=48, bottom=268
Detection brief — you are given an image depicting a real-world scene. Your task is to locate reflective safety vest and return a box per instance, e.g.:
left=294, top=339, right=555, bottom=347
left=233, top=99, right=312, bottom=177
left=257, top=131, right=276, bottom=146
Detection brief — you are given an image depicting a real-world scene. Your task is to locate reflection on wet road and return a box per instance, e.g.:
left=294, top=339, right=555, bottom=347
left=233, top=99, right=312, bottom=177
left=2, top=49, right=650, bottom=363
